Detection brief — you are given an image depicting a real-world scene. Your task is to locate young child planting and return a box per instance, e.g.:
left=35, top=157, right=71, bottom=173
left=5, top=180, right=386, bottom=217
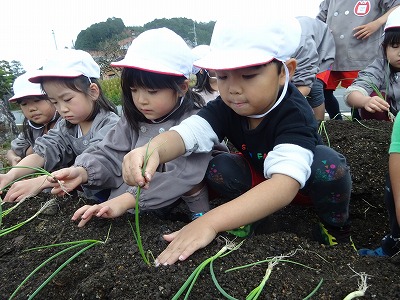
left=0, top=49, right=119, bottom=202
left=6, top=72, right=59, bottom=166
left=344, top=7, right=400, bottom=121
left=121, top=15, right=353, bottom=266
left=49, top=28, right=212, bottom=224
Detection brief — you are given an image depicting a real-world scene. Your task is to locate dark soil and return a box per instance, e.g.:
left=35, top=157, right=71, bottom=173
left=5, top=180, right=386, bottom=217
left=1, top=119, right=400, bottom=300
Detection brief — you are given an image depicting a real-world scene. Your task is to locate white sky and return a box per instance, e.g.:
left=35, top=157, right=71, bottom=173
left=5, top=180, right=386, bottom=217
left=1, top=0, right=321, bottom=71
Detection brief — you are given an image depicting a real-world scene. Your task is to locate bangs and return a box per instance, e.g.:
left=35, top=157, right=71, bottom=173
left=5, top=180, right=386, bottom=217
left=121, top=68, right=185, bottom=90
left=384, top=29, right=400, bottom=46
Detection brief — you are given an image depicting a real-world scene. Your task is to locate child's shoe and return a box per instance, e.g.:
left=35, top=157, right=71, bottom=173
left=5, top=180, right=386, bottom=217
left=226, top=224, right=253, bottom=238
left=358, top=247, right=388, bottom=257
left=359, top=235, right=400, bottom=257
left=313, top=222, right=353, bottom=246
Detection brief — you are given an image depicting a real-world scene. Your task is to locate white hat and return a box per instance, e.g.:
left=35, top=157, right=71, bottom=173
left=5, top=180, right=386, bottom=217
left=9, top=72, right=45, bottom=103
left=111, top=27, right=193, bottom=78
left=29, top=49, right=100, bottom=83
left=191, top=45, right=210, bottom=74
left=194, top=16, right=301, bottom=70
left=385, top=7, right=400, bottom=31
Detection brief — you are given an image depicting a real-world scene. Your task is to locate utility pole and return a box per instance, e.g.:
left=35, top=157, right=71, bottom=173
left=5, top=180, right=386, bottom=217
left=52, top=30, right=58, bottom=50
left=192, top=20, right=198, bottom=46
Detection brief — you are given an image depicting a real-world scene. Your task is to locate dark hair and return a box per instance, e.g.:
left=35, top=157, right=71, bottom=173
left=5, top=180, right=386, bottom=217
left=120, top=68, right=205, bottom=132
left=194, top=70, right=217, bottom=94
left=382, top=29, right=400, bottom=80
left=16, top=95, right=57, bottom=142
left=41, top=75, right=118, bottom=128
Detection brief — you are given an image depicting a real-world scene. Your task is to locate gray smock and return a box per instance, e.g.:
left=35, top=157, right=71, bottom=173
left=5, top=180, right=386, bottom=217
left=344, top=55, right=400, bottom=113
left=33, top=109, right=120, bottom=171
left=12, top=127, right=47, bottom=158
left=317, top=0, right=400, bottom=71
left=292, top=16, right=336, bottom=88
left=75, top=110, right=212, bottom=211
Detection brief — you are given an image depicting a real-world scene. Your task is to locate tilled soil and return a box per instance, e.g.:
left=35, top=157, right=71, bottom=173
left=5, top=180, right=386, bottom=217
left=1, top=119, right=400, bottom=300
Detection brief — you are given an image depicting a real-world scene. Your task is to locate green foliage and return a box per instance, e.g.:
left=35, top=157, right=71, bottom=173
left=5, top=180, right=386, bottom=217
left=0, top=60, right=25, bottom=100
left=100, top=77, right=122, bottom=106
left=75, top=17, right=127, bottom=51
left=142, top=18, right=214, bottom=46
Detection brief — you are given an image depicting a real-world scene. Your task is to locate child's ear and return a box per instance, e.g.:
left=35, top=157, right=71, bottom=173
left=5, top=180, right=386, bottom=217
left=178, top=80, right=189, bottom=96
left=284, top=58, right=297, bottom=79
left=89, top=83, right=100, bottom=101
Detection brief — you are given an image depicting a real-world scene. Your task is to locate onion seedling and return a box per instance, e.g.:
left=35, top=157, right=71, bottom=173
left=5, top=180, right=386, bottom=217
left=172, top=237, right=243, bottom=300
left=129, top=139, right=159, bottom=266
left=343, top=265, right=369, bottom=300
left=9, top=225, right=111, bottom=300
left=0, top=199, right=54, bottom=237
left=224, top=249, right=323, bottom=300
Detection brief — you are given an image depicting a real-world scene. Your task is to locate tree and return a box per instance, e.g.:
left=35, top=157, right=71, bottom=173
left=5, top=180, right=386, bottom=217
left=75, top=17, right=127, bottom=51
left=142, top=18, right=214, bottom=46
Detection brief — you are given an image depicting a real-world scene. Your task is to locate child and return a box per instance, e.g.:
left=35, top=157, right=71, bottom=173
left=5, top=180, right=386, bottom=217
left=121, top=15, right=352, bottom=266
left=317, top=0, right=400, bottom=120
left=0, top=49, right=120, bottom=202
left=292, top=16, right=335, bottom=121
left=191, top=45, right=220, bottom=103
left=358, top=115, right=400, bottom=256
left=49, top=28, right=212, bottom=225
left=344, top=7, right=400, bottom=121
left=6, top=72, right=59, bottom=166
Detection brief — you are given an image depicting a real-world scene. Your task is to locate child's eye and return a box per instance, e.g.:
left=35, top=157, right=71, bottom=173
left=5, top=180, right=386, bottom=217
left=242, top=74, right=257, bottom=79
left=130, top=87, right=137, bottom=93
left=148, top=90, right=158, bottom=94
left=63, top=98, right=72, bottom=102
left=20, top=102, right=27, bottom=106
left=392, top=43, right=400, bottom=48
left=216, top=75, right=227, bottom=80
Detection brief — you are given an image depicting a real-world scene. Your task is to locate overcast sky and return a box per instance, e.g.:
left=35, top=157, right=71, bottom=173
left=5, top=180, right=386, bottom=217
left=1, top=0, right=321, bottom=71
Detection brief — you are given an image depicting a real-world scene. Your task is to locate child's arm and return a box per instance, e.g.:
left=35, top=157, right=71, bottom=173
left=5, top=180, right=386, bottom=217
left=389, top=153, right=400, bottom=226
left=122, top=130, right=186, bottom=187
left=6, top=149, right=22, bottom=166
left=50, top=166, right=88, bottom=195
left=71, top=192, right=136, bottom=227
left=345, top=89, right=390, bottom=112
left=156, top=173, right=300, bottom=266
left=3, top=175, right=57, bottom=202
left=0, top=153, right=45, bottom=191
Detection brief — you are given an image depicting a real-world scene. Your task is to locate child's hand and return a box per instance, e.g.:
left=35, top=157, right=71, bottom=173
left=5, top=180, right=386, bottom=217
left=3, top=175, right=50, bottom=202
left=71, top=193, right=135, bottom=227
left=364, top=96, right=390, bottom=113
left=50, top=167, right=87, bottom=196
left=0, top=173, right=14, bottom=192
left=10, top=156, right=22, bottom=166
left=155, top=218, right=217, bottom=266
left=71, top=204, right=114, bottom=227
left=122, top=146, right=160, bottom=188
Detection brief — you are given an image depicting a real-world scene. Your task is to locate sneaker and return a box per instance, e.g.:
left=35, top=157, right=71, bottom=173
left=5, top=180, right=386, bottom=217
left=191, top=212, right=205, bottom=220
left=313, top=222, right=352, bottom=246
left=358, top=247, right=388, bottom=257
left=226, top=224, right=253, bottom=238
